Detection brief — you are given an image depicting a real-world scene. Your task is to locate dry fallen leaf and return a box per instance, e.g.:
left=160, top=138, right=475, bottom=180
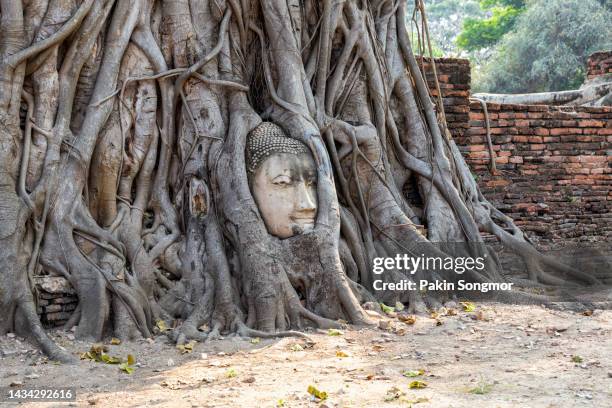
left=307, top=385, right=328, bottom=401
left=403, top=369, right=425, bottom=378
left=119, top=363, right=134, bottom=374
left=290, top=343, right=304, bottom=352
left=398, top=314, right=417, bottom=324
left=176, top=340, right=197, bottom=354
left=380, top=303, right=395, bottom=314
left=409, top=380, right=428, bottom=389
left=460, top=301, right=476, bottom=312
left=156, top=320, right=169, bottom=332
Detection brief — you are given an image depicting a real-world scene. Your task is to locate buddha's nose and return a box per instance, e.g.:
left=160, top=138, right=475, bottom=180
left=296, top=182, right=316, bottom=213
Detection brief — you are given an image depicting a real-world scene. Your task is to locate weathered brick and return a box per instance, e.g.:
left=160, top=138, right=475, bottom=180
left=515, top=120, right=530, bottom=127
left=528, top=136, right=543, bottom=143
left=550, top=128, right=582, bottom=136
left=578, top=120, right=605, bottom=127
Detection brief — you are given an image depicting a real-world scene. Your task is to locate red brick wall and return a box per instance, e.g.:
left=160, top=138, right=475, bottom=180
left=418, top=55, right=611, bottom=246
left=455, top=102, right=611, bottom=246
left=586, top=51, right=612, bottom=80
left=418, top=57, right=471, bottom=138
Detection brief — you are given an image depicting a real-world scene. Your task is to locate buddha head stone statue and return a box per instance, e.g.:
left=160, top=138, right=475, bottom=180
left=246, top=122, right=317, bottom=238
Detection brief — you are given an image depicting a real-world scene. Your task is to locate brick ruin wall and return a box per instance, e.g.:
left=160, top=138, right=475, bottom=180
left=418, top=57, right=471, bottom=139
left=422, top=55, right=610, bottom=247
left=34, top=276, right=78, bottom=328
left=456, top=103, right=611, bottom=248
left=586, top=51, right=612, bottom=80
left=33, top=55, right=610, bottom=326
left=452, top=58, right=611, bottom=249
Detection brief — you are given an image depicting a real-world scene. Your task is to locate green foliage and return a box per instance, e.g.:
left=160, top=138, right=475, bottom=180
left=480, top=0, right=526, bottom=8
left=411, top=35, right=445, bottom=58
left=421, top=0, right=484, bottom=55
left=457, top=0, right=526, bottom=51
left=476, top=0, right=612, bottom=93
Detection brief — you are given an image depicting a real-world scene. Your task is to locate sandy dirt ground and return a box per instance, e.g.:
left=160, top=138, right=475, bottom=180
left=1, top=303, right=611, bottom=408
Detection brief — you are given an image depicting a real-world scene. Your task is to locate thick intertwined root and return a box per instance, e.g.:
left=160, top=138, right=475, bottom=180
left=0, top=0, right=604, bottom=361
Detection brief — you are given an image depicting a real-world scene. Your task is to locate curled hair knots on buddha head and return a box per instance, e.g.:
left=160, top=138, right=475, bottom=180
left=246, top=122, right=310, bottom=174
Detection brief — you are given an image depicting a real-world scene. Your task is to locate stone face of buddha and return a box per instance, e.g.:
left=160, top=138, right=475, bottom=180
left=247, top=123, right=318, bottom=239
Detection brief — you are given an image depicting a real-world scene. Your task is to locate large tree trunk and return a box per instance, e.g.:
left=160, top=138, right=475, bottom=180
left=0, top=0, right=602, bottom=360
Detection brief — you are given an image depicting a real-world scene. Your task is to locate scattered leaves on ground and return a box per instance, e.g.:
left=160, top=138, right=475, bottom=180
left=398, top=314, right=417, bottom=324
left=402, top=369, right=425, bottom=378
left=156, top=320, right=169, bottom=332
left=408, top=380, right=428, bottom=389
left=335, top=350, right=349, bottom=358
left=99, top=354, right=121, bottom=364
left=307, top=385, right=328, bottom=401
left=290, top=343, right=304, bottom=352
left=327, top=329, right=343, bottom=336
left=118, top=353, right=136, bottom=374
left=119, top=363, right=134, bottom=374
left=80, top=344, right=122, bottom=365
left=571, top=355, right=583, bottom=363
left=380, top=303, right=395, bottom=314
left=460, top=302, right=476, bottom=312
left=176, top=341, right=197, bottom=354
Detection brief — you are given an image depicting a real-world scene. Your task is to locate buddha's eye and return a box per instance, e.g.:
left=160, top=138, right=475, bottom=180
left=272, top=175, right=292, bottom=185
